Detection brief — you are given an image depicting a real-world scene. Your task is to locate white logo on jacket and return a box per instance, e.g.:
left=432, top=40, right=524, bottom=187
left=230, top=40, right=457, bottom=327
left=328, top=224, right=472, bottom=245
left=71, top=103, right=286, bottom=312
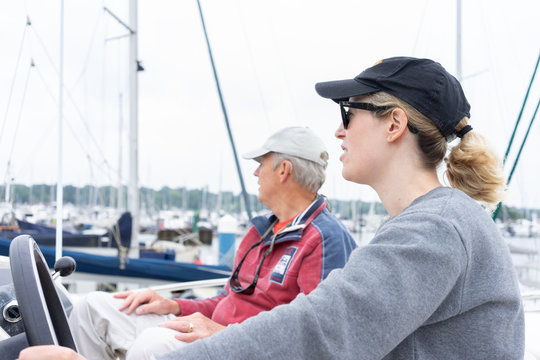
left=270, top=246, right=297, bottom=284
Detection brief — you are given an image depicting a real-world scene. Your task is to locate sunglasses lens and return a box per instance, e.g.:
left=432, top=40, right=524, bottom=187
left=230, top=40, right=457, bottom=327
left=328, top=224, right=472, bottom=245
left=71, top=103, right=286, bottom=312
left=229, top=275, right=255, bottom=294
left=340, top=105, right=349, bottom=129
left=229, top=254, right=262, bottom=295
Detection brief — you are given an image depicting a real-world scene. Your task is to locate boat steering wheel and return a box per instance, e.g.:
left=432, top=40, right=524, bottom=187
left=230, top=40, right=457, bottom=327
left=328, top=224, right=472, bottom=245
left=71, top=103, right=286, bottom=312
left=9, top=234, right=77, bottom=350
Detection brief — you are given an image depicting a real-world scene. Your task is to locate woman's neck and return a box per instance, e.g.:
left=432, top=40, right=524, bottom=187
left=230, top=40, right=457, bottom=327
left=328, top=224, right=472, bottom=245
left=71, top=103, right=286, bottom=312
left=375, top=168, right=441, bottom=217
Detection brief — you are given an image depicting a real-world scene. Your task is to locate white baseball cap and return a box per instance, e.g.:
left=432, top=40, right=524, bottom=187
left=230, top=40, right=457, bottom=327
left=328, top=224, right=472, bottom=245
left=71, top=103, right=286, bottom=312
left=242, top=126, right=328, bottom=168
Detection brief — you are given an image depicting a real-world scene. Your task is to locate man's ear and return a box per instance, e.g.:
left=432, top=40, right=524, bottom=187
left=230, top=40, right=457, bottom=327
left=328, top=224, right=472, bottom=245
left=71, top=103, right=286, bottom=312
left=386, top=108, right=409, bottom=142
left=279, top=160, right=293, bottom=183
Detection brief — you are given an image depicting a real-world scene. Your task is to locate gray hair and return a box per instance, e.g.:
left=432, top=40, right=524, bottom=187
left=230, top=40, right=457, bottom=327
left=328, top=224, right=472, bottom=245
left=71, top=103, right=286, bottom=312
left=271, top=152, right=328, bottom=193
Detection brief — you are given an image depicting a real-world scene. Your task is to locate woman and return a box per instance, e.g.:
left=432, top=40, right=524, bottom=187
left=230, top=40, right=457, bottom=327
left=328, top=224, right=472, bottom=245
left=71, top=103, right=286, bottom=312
left=19, top=57, right=525, bottom=359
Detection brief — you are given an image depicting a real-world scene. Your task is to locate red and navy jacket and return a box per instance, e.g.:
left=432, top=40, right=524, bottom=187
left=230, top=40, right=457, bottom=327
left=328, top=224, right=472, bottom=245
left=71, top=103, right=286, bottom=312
left=175, top=196, right=356, bottom=325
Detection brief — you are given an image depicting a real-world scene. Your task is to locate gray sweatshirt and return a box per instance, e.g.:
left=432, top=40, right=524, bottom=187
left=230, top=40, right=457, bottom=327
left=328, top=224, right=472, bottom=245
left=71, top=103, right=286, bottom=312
left=158, top=187, right=524, bottom=359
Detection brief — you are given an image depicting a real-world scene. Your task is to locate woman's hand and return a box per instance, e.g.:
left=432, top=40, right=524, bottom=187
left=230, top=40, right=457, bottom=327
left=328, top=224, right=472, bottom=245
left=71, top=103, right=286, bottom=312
left=159, top=312, right=228, bottom=342
left=114, top=289, right=181, bottom=316
left=18, top=345, right=85, bottom=360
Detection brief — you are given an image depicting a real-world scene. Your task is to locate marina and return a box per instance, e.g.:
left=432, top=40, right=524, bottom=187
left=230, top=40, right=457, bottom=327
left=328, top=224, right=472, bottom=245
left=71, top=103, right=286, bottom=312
left=0, top=0, right=539, bottom=358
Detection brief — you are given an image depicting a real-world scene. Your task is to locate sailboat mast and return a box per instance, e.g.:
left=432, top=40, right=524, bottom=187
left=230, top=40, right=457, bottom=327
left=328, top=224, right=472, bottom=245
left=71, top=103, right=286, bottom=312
left=456, top=0, right=462, bottom=81
left=128, top=0, right=139, bottom=243
left=196, top=0, right=253, bottom=221
left=55, top=0, right=65, bottom=261
left=4, top=162, right=11, bottom=203
left=118, top=93, right=125, bottom=210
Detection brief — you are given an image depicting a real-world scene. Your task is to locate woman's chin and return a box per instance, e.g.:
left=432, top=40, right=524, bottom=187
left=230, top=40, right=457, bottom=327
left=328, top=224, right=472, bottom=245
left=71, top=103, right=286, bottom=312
left=341, top=169, right=354, bottom=182
left=341, top=168, right=363, bottom=184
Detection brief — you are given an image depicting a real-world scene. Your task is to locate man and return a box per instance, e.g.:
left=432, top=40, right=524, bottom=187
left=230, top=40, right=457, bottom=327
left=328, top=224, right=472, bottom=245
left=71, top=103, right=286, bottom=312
left=61, top=126, right=356, bottom=360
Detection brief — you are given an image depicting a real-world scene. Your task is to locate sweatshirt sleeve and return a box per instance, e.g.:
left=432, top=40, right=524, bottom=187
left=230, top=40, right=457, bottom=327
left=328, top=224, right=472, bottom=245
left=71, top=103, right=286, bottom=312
left=158, top=213, right=466, bottom=360
left=174, top=292, right=227, bottom=318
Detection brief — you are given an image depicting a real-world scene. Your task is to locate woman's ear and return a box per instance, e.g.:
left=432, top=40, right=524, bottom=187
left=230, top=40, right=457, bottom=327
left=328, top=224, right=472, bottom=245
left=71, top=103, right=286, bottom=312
left=386, top=108, right=409, bottom=142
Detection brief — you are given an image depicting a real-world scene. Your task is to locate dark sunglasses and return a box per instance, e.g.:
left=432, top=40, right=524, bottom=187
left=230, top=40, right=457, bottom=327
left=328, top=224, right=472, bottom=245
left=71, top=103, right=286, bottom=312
left=229, top=222, right=278, bottom=295
left=339, top=101, right=419, bottom=134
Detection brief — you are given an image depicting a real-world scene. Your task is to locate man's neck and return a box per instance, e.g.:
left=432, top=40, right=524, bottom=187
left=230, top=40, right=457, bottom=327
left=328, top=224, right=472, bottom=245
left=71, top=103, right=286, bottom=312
left=272, top=190, right=317, bottom=222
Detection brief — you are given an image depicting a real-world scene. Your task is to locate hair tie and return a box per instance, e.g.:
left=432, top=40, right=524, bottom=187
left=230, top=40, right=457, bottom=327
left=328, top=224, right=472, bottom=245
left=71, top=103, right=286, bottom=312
left=456, top=125, right=472, bottom=138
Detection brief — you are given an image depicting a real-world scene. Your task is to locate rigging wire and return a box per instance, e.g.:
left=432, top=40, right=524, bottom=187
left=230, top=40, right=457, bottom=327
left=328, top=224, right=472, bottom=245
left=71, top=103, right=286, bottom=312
left=480, top=0, right=537, bottom=167
left=63, top=82, right=115, bottom=172
left=493, top=95, right=540, bottom=220
left=23, top=14, right=116, bottom=173
left=16, top=114, right=55, bottom=181
left=27, top=63, right=125, bottom=184
left=4, top=60, right=35, bottom=183
left=69, top=9, right=105, bottom=92
left=0, top=12, right=120, bottom=187
left=233, top=0, right=271, bottom=132
left=6, top=7, right=126, bottom=188
left=28, top=20, right=60, bottom=78
left=196, top=0, right=253, bottom=221
left=411, top=0, right=429, bottom=56
left=269, top=12, right=298, bottom=125
left=0, top=17, right=31, bottom=147
left=502, top=52, right=540, bottom=165
left=504, top=98, right=540, bottom=187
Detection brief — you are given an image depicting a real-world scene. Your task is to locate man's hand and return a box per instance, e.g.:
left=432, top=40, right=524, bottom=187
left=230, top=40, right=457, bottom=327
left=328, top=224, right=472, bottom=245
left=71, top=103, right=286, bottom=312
left=114, top=289, right=181, bottom=316
left=159, top=312, right=227, bottom=342
left=18, top=345, right=85, bottom=360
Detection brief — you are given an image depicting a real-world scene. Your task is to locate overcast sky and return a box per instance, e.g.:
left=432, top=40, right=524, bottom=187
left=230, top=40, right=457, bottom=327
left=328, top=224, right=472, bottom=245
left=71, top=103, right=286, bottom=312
left=0, top=0, right=539, bottom=209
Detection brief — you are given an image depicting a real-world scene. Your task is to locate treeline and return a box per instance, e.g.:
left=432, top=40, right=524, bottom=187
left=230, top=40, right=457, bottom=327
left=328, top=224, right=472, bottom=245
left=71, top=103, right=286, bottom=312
left=1, top=183, right=538, bottom=221
left=3, top=184, right=266, bottom=215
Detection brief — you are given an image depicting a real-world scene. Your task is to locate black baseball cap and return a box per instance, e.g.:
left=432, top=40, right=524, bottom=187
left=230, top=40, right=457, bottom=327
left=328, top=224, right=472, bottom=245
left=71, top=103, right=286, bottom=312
left=315, top=57, right=471, bottom=137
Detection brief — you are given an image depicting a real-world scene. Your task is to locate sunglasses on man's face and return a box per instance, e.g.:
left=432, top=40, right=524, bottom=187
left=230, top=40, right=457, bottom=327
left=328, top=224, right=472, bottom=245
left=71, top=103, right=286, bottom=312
left=338, top=101, right=419, bottom=134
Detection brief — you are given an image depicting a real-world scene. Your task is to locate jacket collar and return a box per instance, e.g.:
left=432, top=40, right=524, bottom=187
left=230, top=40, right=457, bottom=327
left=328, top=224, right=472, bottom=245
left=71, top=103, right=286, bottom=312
left=251, top=196, right=327, bottom=245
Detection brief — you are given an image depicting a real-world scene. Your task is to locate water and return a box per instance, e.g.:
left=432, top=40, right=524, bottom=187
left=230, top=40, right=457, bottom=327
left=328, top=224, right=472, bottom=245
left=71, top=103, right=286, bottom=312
left=352, top=230, right=376, bottom=247
left=505, top=236, right=540, bottom=291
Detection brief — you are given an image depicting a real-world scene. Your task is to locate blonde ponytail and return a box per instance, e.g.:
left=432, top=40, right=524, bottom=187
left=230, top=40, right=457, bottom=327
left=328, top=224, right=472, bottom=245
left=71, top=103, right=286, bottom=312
left=445, top=119, right=506, bottom=211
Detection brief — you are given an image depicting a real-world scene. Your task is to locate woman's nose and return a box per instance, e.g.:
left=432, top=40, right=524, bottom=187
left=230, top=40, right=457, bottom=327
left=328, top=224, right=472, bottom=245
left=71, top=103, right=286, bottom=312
left=335, top=122, right=345, bottom=139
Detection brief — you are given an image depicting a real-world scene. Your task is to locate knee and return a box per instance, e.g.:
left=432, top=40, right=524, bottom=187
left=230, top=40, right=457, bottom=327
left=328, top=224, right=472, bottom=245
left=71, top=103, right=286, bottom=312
left=127, top=338, right=156, bottom=360
left=127, top=327, right=182, bottom=360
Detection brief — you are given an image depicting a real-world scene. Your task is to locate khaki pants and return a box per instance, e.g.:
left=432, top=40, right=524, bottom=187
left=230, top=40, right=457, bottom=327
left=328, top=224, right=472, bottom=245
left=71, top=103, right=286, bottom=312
left=68, top=291, right=186, bottom=360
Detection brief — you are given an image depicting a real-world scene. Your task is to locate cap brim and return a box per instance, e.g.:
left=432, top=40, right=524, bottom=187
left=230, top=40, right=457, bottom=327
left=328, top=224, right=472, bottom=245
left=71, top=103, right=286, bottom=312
left=315, top=79, right=380, bottom=103
left=242, top=147, right=269, bottom=160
